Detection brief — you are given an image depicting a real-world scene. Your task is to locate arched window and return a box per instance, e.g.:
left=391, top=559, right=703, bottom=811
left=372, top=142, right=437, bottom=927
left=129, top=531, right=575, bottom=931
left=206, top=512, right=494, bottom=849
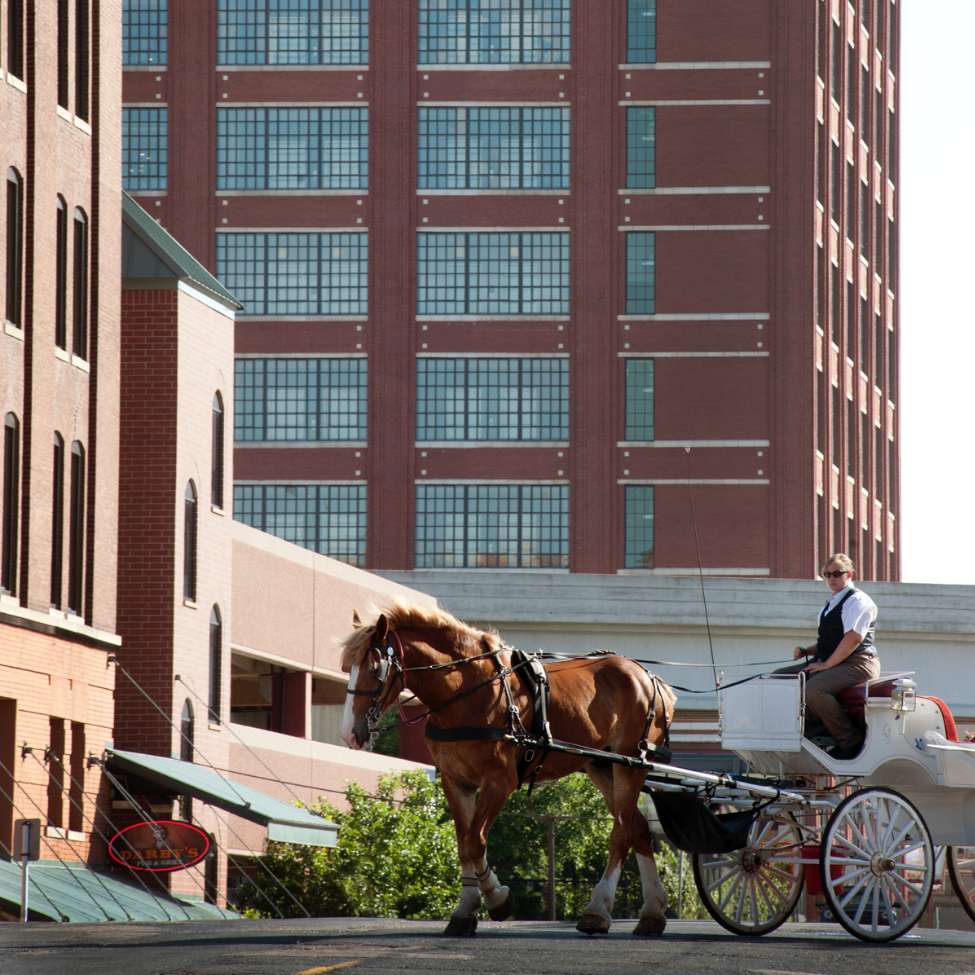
left=183, top=481, right=197, bottom=601
left=179, top=699, right=194, bottom=821
left=2, top=414, right=20, bottom=595
left=67, top=441, right=85, bottom=614
left=5, top=169, right=23, bottom=328
left=208, top=606, right=222, bottom=723
left=211, top=393, right=224, bottom=509
left=55, top=197, right=68, bottom=349
left=72, top=208, right=89, bottom=359
left=51, top=434, right=65, bottom=607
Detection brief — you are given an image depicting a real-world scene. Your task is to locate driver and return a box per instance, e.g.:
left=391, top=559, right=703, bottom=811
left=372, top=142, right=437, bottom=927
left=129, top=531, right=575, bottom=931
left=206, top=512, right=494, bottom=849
left=776, top=553, right=879, bottom=760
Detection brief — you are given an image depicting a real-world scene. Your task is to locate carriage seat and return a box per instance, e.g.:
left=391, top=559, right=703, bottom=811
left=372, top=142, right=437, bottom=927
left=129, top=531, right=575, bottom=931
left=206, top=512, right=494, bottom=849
left=835, top=681, right=959, bottom=741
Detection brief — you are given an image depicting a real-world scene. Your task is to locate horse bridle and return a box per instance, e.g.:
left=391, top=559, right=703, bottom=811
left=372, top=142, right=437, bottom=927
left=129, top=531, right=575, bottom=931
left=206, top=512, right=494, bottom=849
left=346, top=631, right=406, bottom=740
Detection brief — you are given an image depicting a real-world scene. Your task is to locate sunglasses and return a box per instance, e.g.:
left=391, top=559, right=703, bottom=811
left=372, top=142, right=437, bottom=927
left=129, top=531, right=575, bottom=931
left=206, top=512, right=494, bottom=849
left=824, top=570, right=849, bottom=579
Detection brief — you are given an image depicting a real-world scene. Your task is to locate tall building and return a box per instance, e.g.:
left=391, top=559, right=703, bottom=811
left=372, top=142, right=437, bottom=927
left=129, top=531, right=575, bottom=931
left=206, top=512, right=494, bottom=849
left=122, top=0, right=900, bottom=581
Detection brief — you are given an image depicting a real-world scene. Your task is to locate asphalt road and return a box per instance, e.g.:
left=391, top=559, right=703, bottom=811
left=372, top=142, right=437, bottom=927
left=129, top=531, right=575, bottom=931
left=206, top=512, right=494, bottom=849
left=3, top=918, right=975, bottom=975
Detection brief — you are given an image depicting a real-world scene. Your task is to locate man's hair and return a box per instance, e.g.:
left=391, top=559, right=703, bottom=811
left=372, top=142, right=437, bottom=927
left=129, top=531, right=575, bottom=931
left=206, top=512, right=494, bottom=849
left=821, top=552, right=855, bottom=575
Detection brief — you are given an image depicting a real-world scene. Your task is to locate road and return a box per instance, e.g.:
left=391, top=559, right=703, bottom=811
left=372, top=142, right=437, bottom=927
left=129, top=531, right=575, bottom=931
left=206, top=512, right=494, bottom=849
left=2, top=918, right=975, bottom=975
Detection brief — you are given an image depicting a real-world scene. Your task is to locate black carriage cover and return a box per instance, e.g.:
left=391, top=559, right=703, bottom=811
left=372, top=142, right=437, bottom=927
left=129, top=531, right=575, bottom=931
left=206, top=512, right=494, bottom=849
left=651, top=793, right=758, bottom=854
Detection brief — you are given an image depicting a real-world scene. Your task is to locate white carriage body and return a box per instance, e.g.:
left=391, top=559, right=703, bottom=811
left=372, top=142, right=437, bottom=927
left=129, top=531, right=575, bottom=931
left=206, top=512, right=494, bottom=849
left=718, top=672, right=975, bottom=845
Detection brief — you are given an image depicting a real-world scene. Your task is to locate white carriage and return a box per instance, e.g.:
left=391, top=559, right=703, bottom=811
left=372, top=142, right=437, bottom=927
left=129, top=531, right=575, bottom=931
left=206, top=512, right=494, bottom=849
left=666, top=672, right=975, bottom=942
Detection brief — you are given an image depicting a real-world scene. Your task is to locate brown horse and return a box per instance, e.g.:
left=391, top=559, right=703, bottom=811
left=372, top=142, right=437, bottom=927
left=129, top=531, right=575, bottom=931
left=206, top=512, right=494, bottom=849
left=340, top=600, right=677, bottom=937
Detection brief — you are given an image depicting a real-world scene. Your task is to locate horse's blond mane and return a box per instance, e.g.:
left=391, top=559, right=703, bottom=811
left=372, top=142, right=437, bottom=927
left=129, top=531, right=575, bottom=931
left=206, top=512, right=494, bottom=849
left=339, top=599, right=496, bottom=672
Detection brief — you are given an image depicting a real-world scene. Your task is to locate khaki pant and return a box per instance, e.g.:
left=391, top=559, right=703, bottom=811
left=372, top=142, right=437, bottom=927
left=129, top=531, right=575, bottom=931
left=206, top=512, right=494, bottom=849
left=775, top=653, right=881, bottom=748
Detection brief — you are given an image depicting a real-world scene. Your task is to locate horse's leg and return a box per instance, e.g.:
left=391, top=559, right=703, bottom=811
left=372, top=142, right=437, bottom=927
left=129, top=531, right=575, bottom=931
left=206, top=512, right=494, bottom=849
left=440, top=775, right=514, bottom=935
left=577, top=765, right=624, bottom=934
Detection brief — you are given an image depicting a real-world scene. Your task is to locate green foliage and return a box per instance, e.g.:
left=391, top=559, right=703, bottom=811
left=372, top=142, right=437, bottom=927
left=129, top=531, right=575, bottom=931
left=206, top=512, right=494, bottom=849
left=234, top=769, right=704, bottom=921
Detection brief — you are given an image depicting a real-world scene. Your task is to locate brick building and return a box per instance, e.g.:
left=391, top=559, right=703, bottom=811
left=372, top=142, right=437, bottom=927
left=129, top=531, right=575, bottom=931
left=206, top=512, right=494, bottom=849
left=122, top=0, right=900, bottom=584
left=0, top=0, right=123, bottom=894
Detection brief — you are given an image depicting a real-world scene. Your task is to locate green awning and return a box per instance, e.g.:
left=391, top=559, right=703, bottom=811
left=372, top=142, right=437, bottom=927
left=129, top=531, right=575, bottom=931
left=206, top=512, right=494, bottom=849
left=0, top=859, right=236, bottom=922
left=104, top=747, right=338, bottom=848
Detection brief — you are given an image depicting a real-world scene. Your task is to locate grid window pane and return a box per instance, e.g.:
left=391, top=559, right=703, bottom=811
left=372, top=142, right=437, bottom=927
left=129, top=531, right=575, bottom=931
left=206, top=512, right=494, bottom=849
left=217, top=231, right=367, bottom=316
left=234, top=483, right=366, bottom=565
left=123, top=0, right=167, bottom=66
left=419, top=0, right=570, bottom=66
left=218, top=107, right=368, bottom=191
left=415, top=483, right=568, bottom=568
left=417, top=357, right=567, bottom=441
left=235, top=357, right=366, bottom=442
left=624, top=485, right=654, bottom=568
left=626, top=106, right=655, bottom=189
left=624, top=359, right=654, bottom=441
left=418, top=231, right=568, bottom=315
left=122, top=107, right=168, bottom=191
left=419, top=106, right=568, bottom=190
left=625, top=232, right=655, bottom=314
left=627, top=0, right=656, bottom=64
left=218, top=0, right=369, bottom=65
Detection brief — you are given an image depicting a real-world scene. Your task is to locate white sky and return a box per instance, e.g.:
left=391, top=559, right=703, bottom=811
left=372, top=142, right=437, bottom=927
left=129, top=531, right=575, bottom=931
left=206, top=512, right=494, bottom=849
left=899, top=0, right=975, bottom=584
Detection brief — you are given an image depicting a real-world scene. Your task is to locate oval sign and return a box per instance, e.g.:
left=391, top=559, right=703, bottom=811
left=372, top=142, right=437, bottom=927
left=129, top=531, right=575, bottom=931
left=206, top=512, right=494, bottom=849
left=108, top=819, right=211, bottom=873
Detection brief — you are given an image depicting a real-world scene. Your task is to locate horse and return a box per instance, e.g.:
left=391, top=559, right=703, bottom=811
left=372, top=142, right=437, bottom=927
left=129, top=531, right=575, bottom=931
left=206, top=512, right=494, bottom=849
left=340, top=600, right=677, bottom=937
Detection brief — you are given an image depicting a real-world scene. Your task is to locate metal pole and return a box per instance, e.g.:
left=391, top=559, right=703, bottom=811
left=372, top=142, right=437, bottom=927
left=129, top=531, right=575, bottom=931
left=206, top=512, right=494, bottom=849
left=676, top=850, right=685, bottom=920
left=547, top=816, right=556, bottom=921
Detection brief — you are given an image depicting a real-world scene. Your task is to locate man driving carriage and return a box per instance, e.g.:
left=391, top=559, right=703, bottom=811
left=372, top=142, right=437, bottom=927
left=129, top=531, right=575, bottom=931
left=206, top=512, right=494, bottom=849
left=775, top=553, right=879, bottom=760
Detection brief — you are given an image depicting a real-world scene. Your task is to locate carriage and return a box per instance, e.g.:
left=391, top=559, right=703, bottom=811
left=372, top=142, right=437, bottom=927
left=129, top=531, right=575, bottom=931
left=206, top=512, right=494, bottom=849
left=648, top=670, right=975, bottom=942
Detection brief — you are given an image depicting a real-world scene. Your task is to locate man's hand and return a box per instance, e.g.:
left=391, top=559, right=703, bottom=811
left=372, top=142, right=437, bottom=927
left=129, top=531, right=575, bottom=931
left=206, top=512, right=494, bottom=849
left=805, top=661, right=829, bottom=674
left=793, top=645, right=808, bottom=660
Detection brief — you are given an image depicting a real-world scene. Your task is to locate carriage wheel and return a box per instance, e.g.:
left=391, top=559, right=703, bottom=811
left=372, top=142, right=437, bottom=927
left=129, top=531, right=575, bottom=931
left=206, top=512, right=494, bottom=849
left=821, top=787, right=934, bottom=943
left=692, top=813, right=805, bottom=936
left=947, top=846, right=975, bottom=924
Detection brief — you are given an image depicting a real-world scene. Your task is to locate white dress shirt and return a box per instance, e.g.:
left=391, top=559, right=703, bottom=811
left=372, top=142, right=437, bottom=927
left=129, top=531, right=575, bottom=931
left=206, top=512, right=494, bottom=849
left=820, top=583, right=878, bottom=644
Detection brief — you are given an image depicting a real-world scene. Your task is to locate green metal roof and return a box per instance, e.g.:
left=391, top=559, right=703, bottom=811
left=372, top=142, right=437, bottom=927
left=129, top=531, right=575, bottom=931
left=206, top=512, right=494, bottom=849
left=0, top=859, right=237, bottom=923
left=121, top=192, right=242, bottom=311
left=105, top=747, right=338, bottom=849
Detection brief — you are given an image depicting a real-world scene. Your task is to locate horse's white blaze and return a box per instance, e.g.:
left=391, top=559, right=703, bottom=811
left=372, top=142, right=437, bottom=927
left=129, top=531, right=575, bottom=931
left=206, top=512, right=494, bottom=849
left=636, top=852, right=668, bottom=920
left=585, top=863, right=622, bottom=920
left=341, top=664, right=360, bottom=748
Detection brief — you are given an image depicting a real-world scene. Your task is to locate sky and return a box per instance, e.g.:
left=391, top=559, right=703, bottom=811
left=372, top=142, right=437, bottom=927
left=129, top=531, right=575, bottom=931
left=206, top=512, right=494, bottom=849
left=898, top=0, right=975, bottom=585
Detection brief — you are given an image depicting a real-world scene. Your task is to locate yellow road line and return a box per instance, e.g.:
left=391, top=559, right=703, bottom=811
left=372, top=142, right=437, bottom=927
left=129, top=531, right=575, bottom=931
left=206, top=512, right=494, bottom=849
left=295, top=961, right=361, bottom=975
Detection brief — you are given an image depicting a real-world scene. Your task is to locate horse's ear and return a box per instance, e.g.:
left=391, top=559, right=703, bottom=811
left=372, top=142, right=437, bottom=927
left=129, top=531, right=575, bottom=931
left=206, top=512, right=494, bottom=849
left=352, top=609, right=362, bottom=628
left=375, top=614, right=389, bottom=644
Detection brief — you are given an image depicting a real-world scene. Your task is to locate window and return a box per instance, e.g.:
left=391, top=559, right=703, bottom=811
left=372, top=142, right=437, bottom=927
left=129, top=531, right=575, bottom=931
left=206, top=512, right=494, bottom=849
left=415, top=483, right=568, bottom=569
left=218, top=0, right=369, bottom=65
left=76, top=0, right=90, bottom=121
left=830, top=18, right=840, bottom=99
left=212, top=394, right=225, bottom=508
left=419, top=0, right=570, bottom=66
left=58, top=0, right=70, bottom=107
left=179, top=700, right=194, bottom=819
left=626, top=0, right=656, bottom=64
left=184, top=481, right=198, bottom=601
left=7, top=0, right=24, bottom=80
left=831, top=385, right=839, bottom=465
left=626, top=107, right=655, bottom=189
left=859, top=296, right=868, bottom=373
left=859, top=180, right=868, bottom=258
left=418, top=107, right=569, bottom=190
left=1, top=415, right=20, bottom=595
left=68, top=722, right=85, bottom=833
left=416, top=357, right=568, bottom=441
left=846, top=400, right=855, bottom=477
left=68, top=442, right=85, bottom=614
left=51, top=435, right=64, bottom=608
left=217, top=231, right=367, bottom=316
left=72, top=209, right=89, bottom=358
left=815, top=245, right=824, bottom=330
left=209, top=607, right=222, bottom=724
left=875, top=313, right=883, bottom=384
left=816, top=123, right=825, bottom=205
left=47, top=719, right=65, bottom=828
left=234, top=483, right=366, bottom=566
left=625, top=232, right=655, bottom=314
left=829, top=141, right=839, bottom=223
left=845, top=160, right=854, bottom=242
left=846, top=44, right=855, bottom=124
left=122, top=107, right=168, bottom=191
left=861, top=66, right=870, bottom=138
left=217, top=107, right=368, bottom=190
left=417, top=231, right=569, bottom=316
left=235, top=357, right=366, bottom=442
left=123, top=0, right=168, bottom=65
left=888, top=109, right=895, bottom=183
left=830, top=261, right=839, bottom=344
left=845, top=280, right=854, bottom=356
left=5, top=170, right=23, bottom=328
left=624, top=485, right=653, bottom=568
left=624, top=359, right=654, bottom=441
left=55, top=198, right=68, bottom=348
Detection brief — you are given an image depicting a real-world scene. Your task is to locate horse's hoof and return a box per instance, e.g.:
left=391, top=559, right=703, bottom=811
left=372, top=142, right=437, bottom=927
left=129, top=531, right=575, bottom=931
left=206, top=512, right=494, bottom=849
left=444, top=915, right=478, bottom=937
left=632, top=915, right=666, bottom=937
left=576, top=913, right=611, bottom=935
left=487, top=890, right=513, bottom=922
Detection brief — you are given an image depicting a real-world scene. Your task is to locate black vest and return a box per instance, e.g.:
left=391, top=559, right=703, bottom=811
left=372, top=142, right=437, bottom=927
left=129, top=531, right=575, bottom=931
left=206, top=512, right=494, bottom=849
left=815, top=588, right=876, bottom=662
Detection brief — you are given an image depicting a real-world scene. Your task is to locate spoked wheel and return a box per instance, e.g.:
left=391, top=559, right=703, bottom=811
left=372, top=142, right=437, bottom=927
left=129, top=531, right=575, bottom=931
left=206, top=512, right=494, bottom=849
left=821, top=787, right=934, bottom=943
left=692, top=813, right=805, bottom=936
left=947, top=846, right=975, bottom=924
